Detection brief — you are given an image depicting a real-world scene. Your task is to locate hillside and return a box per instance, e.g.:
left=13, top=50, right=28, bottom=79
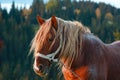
left=0, top=0, right=120, bottom=80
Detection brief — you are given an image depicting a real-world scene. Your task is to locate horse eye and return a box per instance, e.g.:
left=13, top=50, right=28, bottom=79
left=48, top=33, right=54, bottom=42
left=48, top=38, right=53, bottom=42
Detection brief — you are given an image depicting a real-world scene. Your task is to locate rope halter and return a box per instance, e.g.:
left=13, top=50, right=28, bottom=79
left=35, top=35, right=62, bottom=62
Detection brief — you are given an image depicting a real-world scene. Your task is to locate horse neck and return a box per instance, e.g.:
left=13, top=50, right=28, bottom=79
left=70, top=33, right=105, bottom=69
left=85, top=33, right=109, bottom=66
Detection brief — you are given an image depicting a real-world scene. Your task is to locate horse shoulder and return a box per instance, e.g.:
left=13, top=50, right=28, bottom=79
left=62, top=66, right=89, bottom=80
left=75, top=66, right=89, bottom=80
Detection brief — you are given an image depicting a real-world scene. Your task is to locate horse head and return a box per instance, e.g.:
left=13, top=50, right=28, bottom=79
left=31, top=16, right=61, bottom=77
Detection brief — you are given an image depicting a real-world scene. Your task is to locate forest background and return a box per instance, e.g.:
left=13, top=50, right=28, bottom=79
left=0, top=0, right=120, bottom=80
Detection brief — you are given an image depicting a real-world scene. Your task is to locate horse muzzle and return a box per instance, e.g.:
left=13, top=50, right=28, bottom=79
left=33, top=57, right=49, bottom=77
left=33, top=63, right=49, bottom=77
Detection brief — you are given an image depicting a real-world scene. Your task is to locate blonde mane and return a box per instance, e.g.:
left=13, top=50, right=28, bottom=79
left=55, top=18, right=91, bottom=68
left=30, top=17, right=91, bottom=68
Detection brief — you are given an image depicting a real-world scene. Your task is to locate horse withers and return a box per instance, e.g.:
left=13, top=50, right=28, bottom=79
left=30, top=16, right=120, bottom=80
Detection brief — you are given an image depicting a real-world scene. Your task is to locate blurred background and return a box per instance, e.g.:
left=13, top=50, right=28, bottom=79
left=0, top=0, right=120, bottom=80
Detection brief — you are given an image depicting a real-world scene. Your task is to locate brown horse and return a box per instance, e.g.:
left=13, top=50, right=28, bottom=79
left=30, top=16, right=120, bottom=80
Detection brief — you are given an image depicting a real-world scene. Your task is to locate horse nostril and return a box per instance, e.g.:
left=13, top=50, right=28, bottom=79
left=39, top=64, right=43, bottom=71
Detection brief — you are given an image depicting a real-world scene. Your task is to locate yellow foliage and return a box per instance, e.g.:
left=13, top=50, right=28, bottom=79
left=46, top=0, right=58, bottom=11
left=74, top=9, right=81, bottom=15
left=113, top=31, right=120, bottom=40
left=22, top=8, right=32, bottom=16
left=105, top=12, right=114, bottom=20
left=95, top=8, right=101, bottom=19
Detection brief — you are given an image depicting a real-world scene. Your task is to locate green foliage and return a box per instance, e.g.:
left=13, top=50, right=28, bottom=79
left=46, top=0, right=58, bottom=12
left=0, top=0, right=120, bottom=80
left=113, top=30, right=120, bottom=40
left=29, top=0, right=45, bottom=24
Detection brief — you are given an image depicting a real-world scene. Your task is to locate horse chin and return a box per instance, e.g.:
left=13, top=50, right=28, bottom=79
left=36, top=71, right=48, bottom=77
left=34, top=67, right=49, bottom=77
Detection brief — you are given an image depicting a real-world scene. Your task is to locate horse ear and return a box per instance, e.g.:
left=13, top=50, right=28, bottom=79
left=36, top=15, right=45, bottom=25
left=51, top=15, right=58, bottom=31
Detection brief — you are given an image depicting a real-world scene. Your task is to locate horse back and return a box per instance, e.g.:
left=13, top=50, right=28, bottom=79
left=108, top=41, right=120, bottom=55
left=105, top=41, right=120, bottom=80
